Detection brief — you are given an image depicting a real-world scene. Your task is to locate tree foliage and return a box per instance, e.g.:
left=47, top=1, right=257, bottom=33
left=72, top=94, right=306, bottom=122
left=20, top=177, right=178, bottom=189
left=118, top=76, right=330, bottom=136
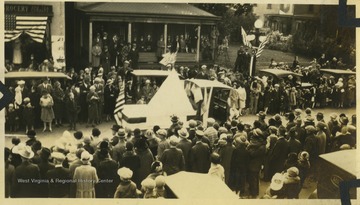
left=192, top=3, right=256, bottom=42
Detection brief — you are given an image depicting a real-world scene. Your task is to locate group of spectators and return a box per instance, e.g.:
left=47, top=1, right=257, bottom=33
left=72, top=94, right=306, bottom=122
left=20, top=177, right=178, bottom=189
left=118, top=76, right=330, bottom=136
left=5, top=107, right=356, bottom=198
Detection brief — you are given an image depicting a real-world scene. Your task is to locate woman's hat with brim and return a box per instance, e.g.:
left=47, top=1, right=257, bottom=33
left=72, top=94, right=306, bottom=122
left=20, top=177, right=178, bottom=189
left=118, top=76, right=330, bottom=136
left=270, top=173, right=284, bottom=191
left=18, top=145, right=35, bottom=159
left=80, top=151, right=93, bottom=162
left=117, top=167, right=133, bottom=180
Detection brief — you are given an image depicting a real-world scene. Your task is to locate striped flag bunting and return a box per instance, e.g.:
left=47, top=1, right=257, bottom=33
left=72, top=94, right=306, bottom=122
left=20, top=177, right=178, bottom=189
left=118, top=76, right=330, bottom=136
left=5, top=15, right=48, bottom=43
left=241, top=26, right=252, bottom=48
left=256, top=35, right=270, bottom=58
left=114, top=81, right=125, bottom=125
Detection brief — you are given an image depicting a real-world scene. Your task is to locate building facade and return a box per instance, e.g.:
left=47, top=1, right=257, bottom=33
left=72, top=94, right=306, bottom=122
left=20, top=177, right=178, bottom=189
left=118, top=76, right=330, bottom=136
left=4, top=1, right=65, bottom=70
left=65, top=2, right=220, bottom=70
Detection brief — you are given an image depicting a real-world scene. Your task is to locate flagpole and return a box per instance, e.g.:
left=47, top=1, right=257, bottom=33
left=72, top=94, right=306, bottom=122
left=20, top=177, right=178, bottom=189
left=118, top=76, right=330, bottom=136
left=249, top=55, right=254, bottom=76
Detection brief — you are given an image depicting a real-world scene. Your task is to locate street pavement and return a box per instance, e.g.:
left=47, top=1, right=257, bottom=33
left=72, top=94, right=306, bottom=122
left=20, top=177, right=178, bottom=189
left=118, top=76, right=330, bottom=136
left=4, top=106, right=356, bottom=199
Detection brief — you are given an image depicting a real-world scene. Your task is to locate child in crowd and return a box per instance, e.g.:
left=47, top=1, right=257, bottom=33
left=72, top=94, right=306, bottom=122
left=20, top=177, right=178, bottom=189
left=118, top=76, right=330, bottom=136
left=141, top=178, right=157, bottom=199
left=22, top=98, right=35, bottom=133
left=155, top=175, right=166, bottom=198
left=114, top=167, right=140, bottom=198
left=6, top=103, right=18, bottom=132
left=297, top=151, right=310, bottom=188
left=264, top=173, right=285, bottom=199
left=83, top=136, right=95, bottom=154
left=208, top=152, right=225, bottom=181
left=282, top=167, right=301, bottom=199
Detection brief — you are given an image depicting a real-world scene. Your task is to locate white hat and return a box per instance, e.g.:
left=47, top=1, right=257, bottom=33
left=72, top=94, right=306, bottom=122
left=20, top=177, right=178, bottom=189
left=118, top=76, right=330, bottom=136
left=51, top=152, right=66, bottom=161
left=270, top=173, right=284, bottom=191
left=80, top=151, right=93, bottom=162
left=201, top=65, right=207, bottom=69
left=12, top=143, right=26, bottom=154
left=17, top=80, right=25, bottom=85
left=18, top=145, right=35, bottom=159
left=117, top=167, right=133, bottom=180
left=124, top=60, right=130, bottom=64
left=141, top=178, right=156, bottom=190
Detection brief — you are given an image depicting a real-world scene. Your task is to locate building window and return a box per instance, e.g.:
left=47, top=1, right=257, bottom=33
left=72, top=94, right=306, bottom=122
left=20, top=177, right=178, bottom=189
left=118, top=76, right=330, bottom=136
left=309, top=5, right=314, bottom=12
left=267, top=4, right=272, bottom=9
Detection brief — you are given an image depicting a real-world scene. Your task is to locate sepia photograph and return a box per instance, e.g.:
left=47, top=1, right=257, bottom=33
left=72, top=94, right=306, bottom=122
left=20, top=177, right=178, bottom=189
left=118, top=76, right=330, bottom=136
left=2, top=0, right=357, bottom=201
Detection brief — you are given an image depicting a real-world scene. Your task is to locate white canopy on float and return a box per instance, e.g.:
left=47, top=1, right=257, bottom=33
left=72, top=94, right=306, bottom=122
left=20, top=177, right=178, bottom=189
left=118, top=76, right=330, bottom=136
left=121, top=69, right=196, bottom=130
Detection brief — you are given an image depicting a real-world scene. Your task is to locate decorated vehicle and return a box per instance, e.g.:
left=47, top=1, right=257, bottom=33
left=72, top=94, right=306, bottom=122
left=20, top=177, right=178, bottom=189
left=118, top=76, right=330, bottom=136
left=316, top=149, right=356, bottom=199
left=165, top=171, right=238, bottom=199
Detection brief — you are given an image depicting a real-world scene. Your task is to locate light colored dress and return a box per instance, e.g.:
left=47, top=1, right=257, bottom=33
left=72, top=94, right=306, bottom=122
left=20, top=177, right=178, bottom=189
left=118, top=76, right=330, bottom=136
left=40, top=95, right=55, bottom=122
left=73, top=164, right=99, bottom=198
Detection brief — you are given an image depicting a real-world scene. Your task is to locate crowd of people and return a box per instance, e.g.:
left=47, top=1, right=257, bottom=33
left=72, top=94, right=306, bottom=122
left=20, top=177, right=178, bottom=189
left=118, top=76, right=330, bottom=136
left=5, top=108, right=356, bottom=198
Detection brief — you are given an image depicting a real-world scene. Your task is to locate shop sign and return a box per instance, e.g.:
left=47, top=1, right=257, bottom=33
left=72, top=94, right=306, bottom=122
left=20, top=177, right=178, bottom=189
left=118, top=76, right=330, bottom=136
left=5, top=4, right=53, bottom=16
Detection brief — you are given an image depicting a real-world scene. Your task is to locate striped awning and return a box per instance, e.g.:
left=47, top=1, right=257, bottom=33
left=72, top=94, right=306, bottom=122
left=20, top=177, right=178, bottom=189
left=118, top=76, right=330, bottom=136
left=5, top=15, right=48, bottom=43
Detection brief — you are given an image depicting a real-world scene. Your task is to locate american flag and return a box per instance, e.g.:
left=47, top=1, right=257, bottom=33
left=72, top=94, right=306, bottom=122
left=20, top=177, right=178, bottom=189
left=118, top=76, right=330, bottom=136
left=241, top=26, right=252, bottom=48
left=114, top=81, right=125, bottom=125
left=256, top=35, right=270, bottom=58
left=5, top=15, right=48, bottom=43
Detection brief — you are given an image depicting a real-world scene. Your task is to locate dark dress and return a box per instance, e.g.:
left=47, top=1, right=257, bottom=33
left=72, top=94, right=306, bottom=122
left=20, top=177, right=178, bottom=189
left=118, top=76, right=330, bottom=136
left=104, top=84, right=117, bottom=115
left=229, top=144, right=249, bottom=193
left=136, top=149, right=154, bottom=188
left=86, top=92, right=99, bottom=122
left=247, top=139, right=266, bottom=197
left=22, top=105, right=35, bottom=127
left=52, top=87, right=65, bottom=120
left=268, top=137, right=289, bottom=178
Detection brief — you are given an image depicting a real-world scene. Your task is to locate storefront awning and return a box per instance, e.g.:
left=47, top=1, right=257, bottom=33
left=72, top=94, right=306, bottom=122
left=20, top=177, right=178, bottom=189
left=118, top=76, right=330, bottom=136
left=5, top=15, right=48, bottom=43
left=76, top=3, right=220, bottom=24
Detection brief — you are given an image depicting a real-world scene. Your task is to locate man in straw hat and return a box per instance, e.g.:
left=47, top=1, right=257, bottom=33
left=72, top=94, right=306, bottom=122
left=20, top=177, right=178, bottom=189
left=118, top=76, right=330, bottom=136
left=73, top=151, right=98, bottom=198
left=189, top=129, right=211, bottom=173
left=176, top=128, right=192, bottom=171
left=160, top=135, right=184, bottom=176
left=13, top=145, right=41, bottom=197
left=112, top=128, right=127, bottom=164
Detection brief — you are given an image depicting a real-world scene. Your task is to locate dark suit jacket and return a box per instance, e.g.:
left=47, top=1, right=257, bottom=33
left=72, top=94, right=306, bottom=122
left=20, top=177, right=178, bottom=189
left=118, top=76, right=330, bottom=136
left=96, top=158, right=119, bottom=198
left=288, top=138, right=302, bottom=155
left=269, top=137, right=289, bottom=173
left=46, top=166, right=71, bottom=197
left=176, top=139, right=193, bottom=171
left=160, top=147, right=185, bottom=175
left=13, top=161, right=41, bottom=198
left=190, top=142, right=210, bottom=173
left=247, top=140, right=266, bottom=172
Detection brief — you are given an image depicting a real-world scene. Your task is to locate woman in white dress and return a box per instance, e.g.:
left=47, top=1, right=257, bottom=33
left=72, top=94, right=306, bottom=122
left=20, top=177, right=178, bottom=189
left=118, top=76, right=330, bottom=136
left=237, top=82, right=247, bottom=115
left=40, top=90, right=55, bottom=132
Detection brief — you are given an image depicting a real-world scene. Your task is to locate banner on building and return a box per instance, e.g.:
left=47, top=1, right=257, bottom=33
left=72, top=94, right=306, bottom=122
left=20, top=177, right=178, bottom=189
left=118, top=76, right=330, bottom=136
left=51, top=35, right=65, bottom=71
